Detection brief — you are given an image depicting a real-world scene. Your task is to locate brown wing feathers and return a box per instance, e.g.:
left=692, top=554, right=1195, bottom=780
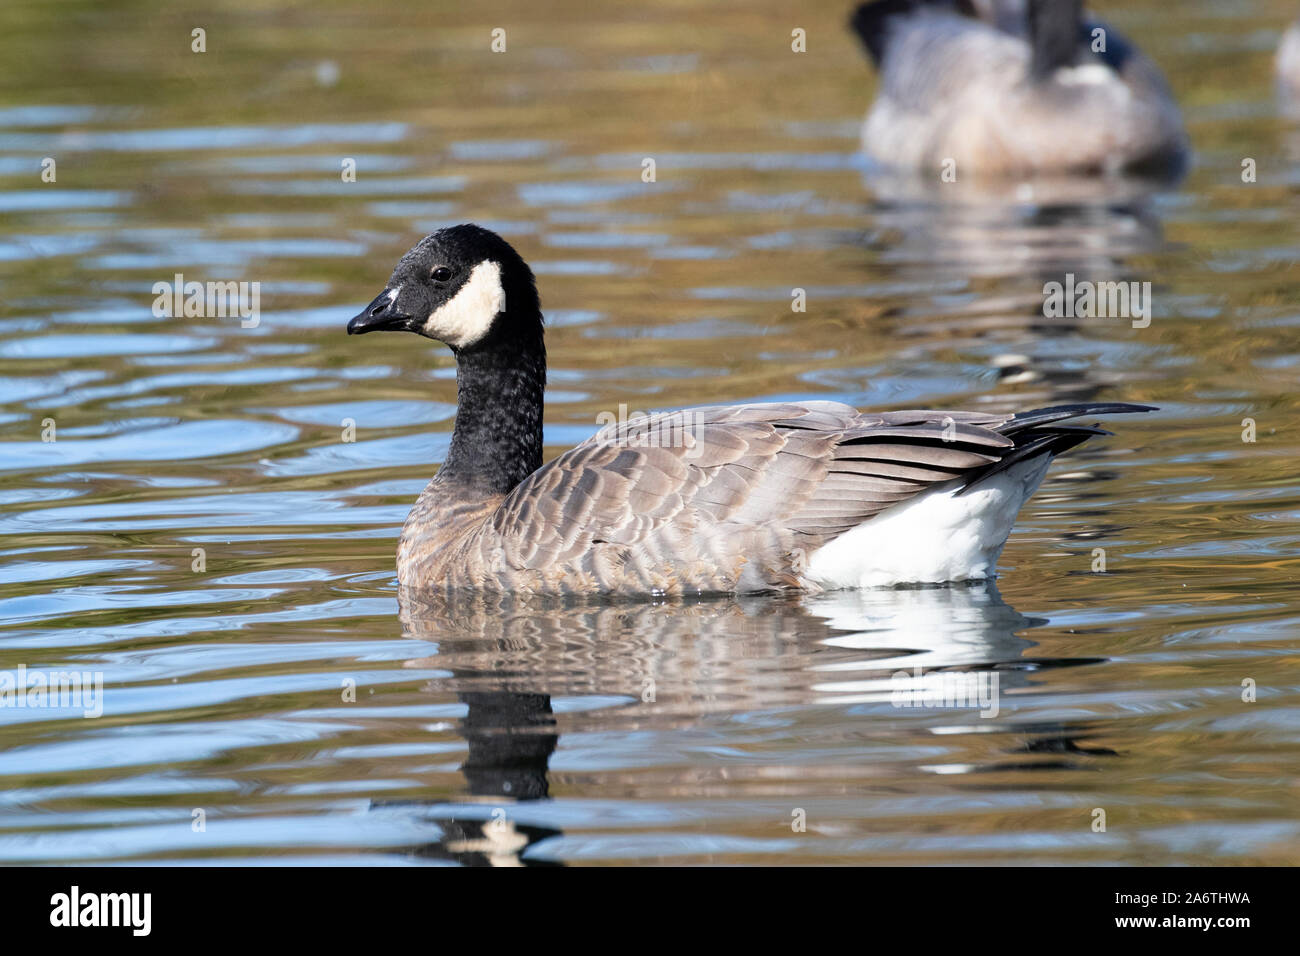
left=483, top=400, right=1153, bottom=588
left=783, top=412, right=1013, bottom=536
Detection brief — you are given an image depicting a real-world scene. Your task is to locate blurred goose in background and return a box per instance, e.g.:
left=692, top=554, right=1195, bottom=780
left=347, top=224, right=1154, bottom=596
left=849, top=0, right=1188, bottom=175
left=1278, top=19, right=1300, bottom=106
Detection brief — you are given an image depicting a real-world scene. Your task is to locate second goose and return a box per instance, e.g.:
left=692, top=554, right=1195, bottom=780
left=849, top=0, right=1188, bottom=175
left=347, top=224, right=1153, bottom=596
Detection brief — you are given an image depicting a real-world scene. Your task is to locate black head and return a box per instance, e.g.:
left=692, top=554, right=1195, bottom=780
left=346, top=224, right=541, bottom=351
left=1028, top=0, right=1083, bottom=78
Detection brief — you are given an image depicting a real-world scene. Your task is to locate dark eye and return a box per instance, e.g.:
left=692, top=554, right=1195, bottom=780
left=431, top=266, right=452, bottom=282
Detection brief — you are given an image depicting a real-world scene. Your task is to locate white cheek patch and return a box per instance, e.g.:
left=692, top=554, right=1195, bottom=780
left=422, top=260, right=505, bottom=348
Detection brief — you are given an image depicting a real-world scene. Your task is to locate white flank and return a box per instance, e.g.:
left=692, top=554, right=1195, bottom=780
left=803, top=455, right=1054, bottom=589
left=423, top=260, right=505, bottom=348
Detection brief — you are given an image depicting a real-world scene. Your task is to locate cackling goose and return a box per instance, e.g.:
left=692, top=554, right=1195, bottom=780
left=347, top=224, right=1154, bottom=596
left=849, top=0, right=1188, bottom=175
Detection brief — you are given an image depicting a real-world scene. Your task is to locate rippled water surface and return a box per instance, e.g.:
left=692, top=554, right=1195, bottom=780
left=1, top=0, right=1298, bottom=864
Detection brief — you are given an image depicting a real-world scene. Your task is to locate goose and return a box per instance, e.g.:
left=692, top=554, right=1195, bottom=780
left=1279, top=19, right=1300, bottom=104
left=849, top=0, right=1188, bottom=175
left=347, top=224, right=1154, bottom=596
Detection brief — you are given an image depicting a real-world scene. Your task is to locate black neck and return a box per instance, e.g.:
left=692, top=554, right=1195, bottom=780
left=1029, top=0, right=1081, bottom=78
left=439, top=323, right=546, bottom=495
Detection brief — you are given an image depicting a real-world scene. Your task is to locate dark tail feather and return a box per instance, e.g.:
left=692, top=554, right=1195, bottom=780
left=1001, top=402, right=1157, bottom=434
left=849, top=1, right=989, bottom=66
left=957, top=402, right=1154, bottom=495
left=849, top=0, right=923, bottom=66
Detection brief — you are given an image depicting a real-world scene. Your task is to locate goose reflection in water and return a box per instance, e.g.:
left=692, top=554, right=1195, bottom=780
left=376, top=583, right=1115, bottom=865
left=857, top=165, right=1180, bottom=413
left=865, top=168, right=1174, bottom=278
